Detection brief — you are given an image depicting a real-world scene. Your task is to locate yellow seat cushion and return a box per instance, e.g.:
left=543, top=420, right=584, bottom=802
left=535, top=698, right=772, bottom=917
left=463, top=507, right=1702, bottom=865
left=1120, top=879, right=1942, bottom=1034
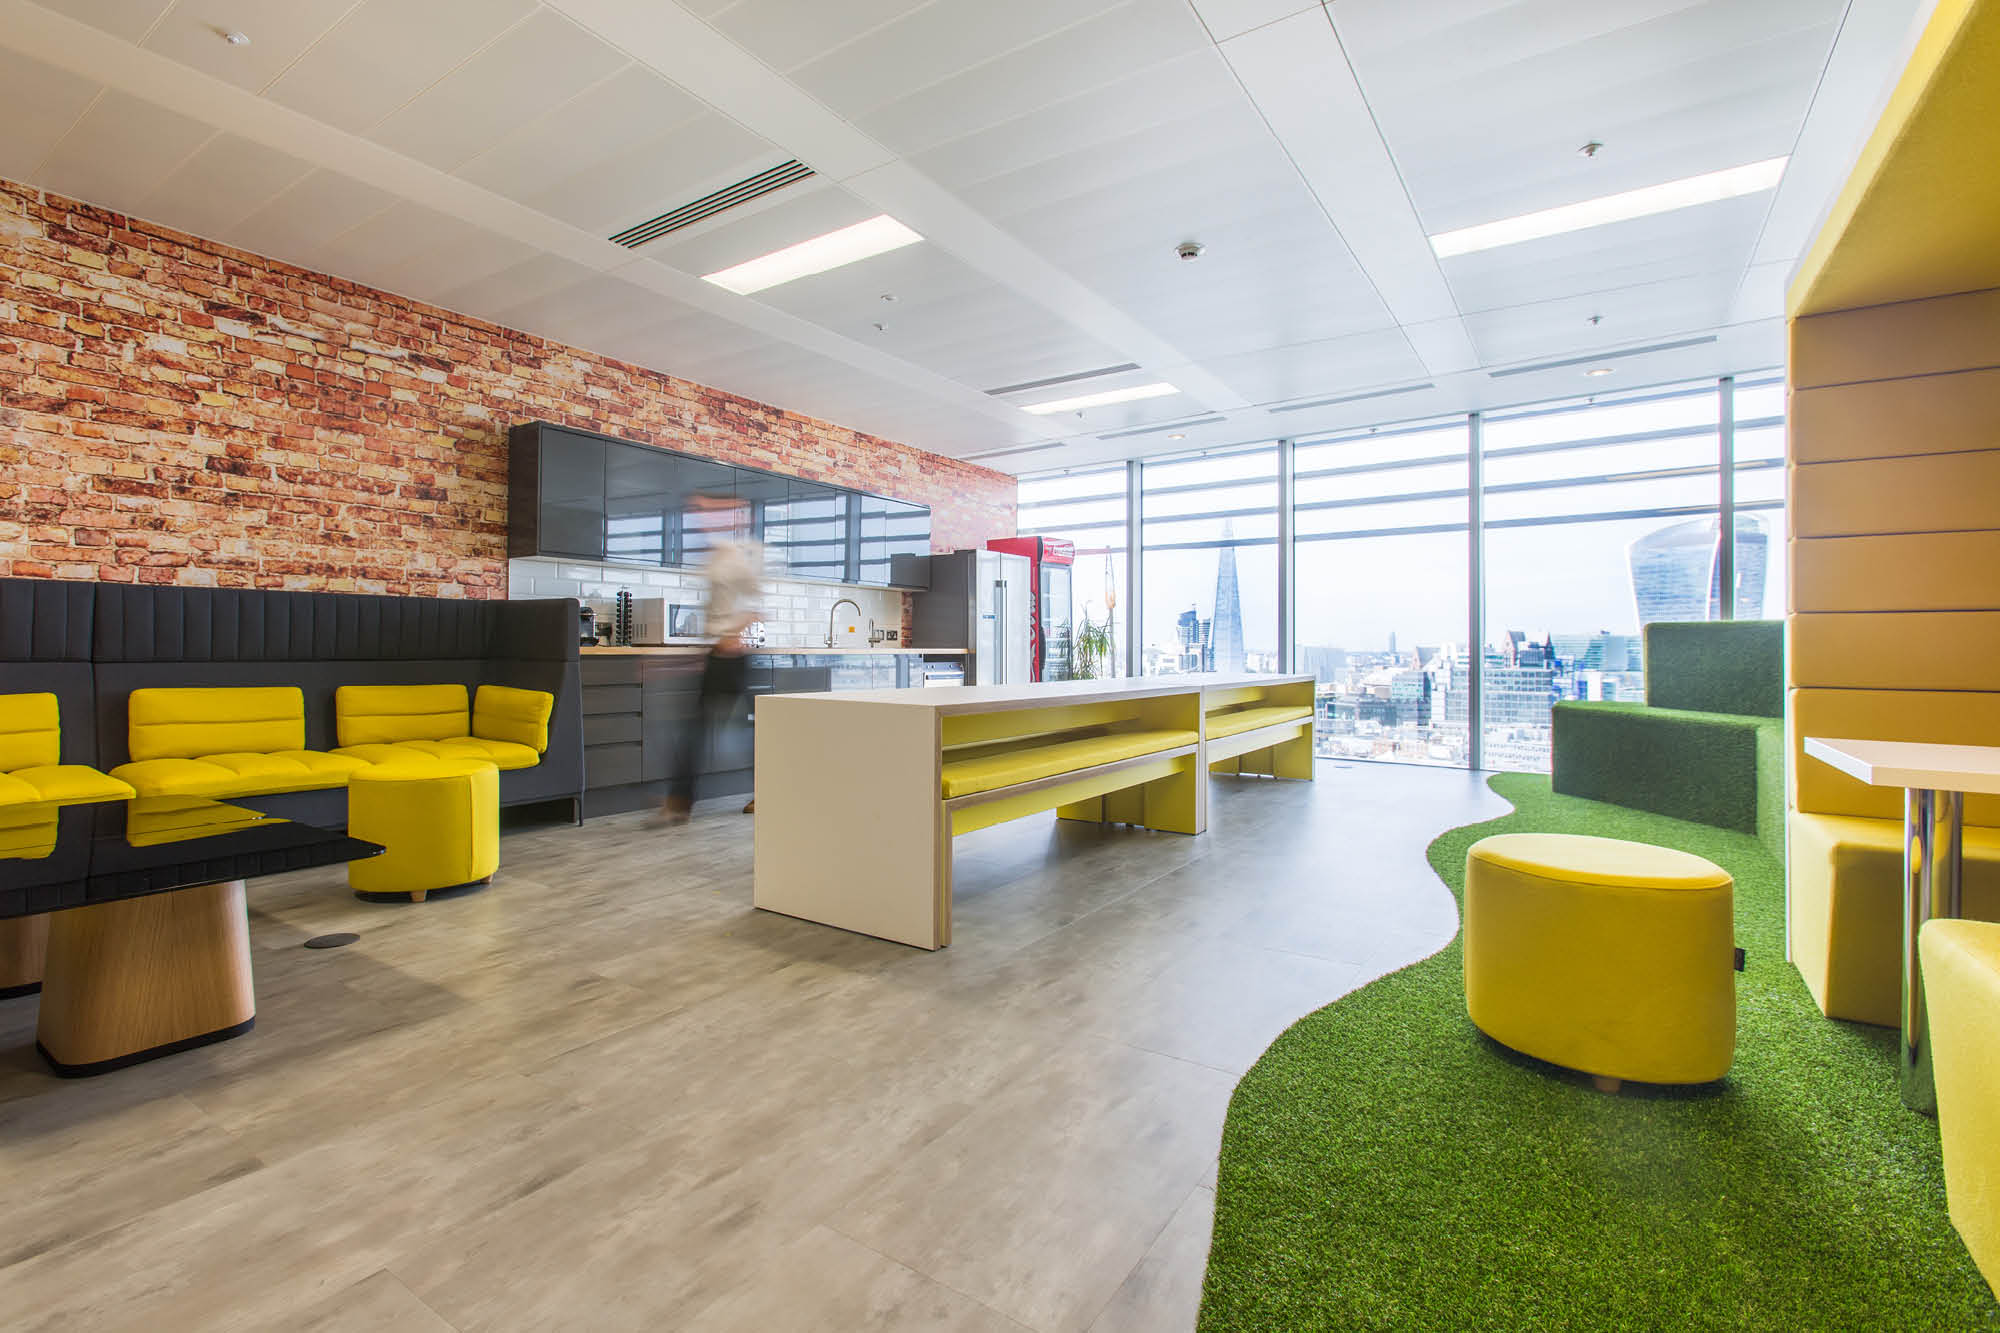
left=0, top=802, right=59, bottom=859
left=335, top=737, right=541, bottom=771
left=1788, top=811, right=2000, bottom=1026
left=941, top=728, right=1199, bottom=799
left=112, top=750, right=367, bottom=800
left=473, top=685, right=554, bottom=752
left=5, top=765, right=135, bottom=806
left=0, top=772, right=47, bottom=808
left=1206, top=704, right=1314, bottom=739
left=347, top=758, right=499, bottom=896
left=126, top=686, right=307, bottom=761
left=1464, top=833, right=1737, bottom=1085
left=335, top=683, right=470, bottom=746
left=0, top=692, right=60, bottom=771
left=1920, top=919, right=2000, bottom=1299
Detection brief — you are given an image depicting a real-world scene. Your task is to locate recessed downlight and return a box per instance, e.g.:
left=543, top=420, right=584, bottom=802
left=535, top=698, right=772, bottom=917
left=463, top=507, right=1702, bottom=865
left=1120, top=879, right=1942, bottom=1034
left=1020, top=382, right=1180, bottom=416
left=1167, top=432, right=1186, bottom=440
left=1584, top=367, right=1615, bottom=378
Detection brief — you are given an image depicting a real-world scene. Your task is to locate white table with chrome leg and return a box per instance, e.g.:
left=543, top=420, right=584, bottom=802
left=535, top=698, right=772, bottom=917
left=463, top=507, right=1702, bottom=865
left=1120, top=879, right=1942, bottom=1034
left=1802, top=737, right=2000, bottom=1112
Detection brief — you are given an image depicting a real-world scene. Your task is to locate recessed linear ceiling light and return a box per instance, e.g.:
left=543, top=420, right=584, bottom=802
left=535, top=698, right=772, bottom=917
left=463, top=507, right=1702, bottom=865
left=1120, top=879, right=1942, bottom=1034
left=1429, top=157, right=1788, bottom=259
left=701, top=215, right=921, bottom=295
left=1584, top=367, right=1615, bottom=377
left=1020, top=382, right=1180, bottom=416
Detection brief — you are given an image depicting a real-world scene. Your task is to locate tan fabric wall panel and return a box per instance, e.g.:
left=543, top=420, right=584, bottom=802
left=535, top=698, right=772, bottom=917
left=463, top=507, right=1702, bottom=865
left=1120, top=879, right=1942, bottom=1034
left=1791, top=531, right=2000, bottom=612
left=1790, top=449, right=2000, bottom=536
left=1791, top=287, right=2000, bottom=389
left=1790, top=687, right=2000, bottom=824
left=1790, top=612, right=2000, bottom=690
left=1790, top=367, right=2000, bottom=464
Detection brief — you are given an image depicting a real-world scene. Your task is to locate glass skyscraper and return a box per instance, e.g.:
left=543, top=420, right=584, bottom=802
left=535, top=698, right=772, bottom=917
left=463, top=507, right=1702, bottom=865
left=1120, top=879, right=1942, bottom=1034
left=1629, top=514, right=1769, bottom=623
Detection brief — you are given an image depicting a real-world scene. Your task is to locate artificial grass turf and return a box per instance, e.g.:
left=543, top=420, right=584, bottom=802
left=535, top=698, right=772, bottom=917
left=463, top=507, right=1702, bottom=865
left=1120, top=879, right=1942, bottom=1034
left=1643, top=620, right=1785, bottom=718
left=1550, top=702, right=1785, bottom=861
left=1198, top=772, right=1999, bottom=1332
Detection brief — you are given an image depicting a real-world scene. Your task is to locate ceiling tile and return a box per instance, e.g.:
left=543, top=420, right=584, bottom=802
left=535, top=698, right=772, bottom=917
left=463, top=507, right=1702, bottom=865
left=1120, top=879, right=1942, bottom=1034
left=367, top=10, right=628, bottom=171
left=454, top=64, right=708, bottom=204
left=140, top=0, right=353, bottom=91
left=639, top=181, right=877, bottom=277
left=37, top=90, right=214, bottom=218
left=29, top=0, right=173, bottom=42
left=516, top=113, right=779, bottom=240
left=430, top=253, right=604, bottom=327
left=1192, top=328, right=1428, bottom=406
left=137, top=132, right=314, bottom=239
left=226, top=168, right=401, bottom=270
left=262, top=0, right=539, bottom=133
left=0, top=47, right=103, bottom=183
left=707, top=0, right=924, bottom=75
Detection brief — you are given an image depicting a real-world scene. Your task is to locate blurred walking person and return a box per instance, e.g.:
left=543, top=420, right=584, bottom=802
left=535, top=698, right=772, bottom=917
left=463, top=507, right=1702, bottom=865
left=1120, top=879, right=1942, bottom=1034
left=658, top=489, right=763, bottom=825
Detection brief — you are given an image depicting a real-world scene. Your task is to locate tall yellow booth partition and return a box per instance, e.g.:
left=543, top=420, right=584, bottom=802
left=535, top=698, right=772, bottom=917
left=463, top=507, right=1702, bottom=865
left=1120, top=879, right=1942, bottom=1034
left=1785, top=0, right=2000, bottom=1027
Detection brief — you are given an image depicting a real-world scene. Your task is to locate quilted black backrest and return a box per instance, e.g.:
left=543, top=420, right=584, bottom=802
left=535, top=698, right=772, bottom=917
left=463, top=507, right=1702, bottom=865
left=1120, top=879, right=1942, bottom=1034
left=91, top=586, right=496, bottom=663
left=0, top=577, right=98, bottom=764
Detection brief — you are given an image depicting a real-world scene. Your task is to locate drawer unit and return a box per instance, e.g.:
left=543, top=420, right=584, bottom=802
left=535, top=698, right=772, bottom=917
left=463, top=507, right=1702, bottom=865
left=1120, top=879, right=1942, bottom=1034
left=584, top=741, right=642, bottom=789
left=583, top=713, right=641, bottom=747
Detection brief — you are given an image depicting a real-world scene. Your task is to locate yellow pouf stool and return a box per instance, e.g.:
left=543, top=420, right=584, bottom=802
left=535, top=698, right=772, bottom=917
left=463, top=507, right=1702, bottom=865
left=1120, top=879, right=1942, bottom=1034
left=1464, top=833, right=1737, bottom=1089
left=346, top=758, right=499, bottom=902
left=1920, top=919, right=2000, bottom=1298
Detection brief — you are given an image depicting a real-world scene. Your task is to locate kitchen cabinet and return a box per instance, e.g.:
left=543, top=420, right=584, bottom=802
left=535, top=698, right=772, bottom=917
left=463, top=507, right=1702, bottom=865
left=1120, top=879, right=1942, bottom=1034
left=509, top=421, right=929, bottom=587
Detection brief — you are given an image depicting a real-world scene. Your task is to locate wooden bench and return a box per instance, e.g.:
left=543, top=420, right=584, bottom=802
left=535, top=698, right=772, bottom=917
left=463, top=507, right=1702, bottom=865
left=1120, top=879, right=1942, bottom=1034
left=1202, top=674, right=1316, bottom=779
left=754, top=680, right=1208, bottom=948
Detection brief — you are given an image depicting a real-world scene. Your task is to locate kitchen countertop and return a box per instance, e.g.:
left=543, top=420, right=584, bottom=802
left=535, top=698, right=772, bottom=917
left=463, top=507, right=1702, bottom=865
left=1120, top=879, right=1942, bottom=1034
left=581, top=645, right=967, bottom=656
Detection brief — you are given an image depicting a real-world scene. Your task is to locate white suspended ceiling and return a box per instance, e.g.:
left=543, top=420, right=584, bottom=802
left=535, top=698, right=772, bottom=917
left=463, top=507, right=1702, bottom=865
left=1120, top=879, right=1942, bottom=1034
left=0, top=0, right=1936, bottom=471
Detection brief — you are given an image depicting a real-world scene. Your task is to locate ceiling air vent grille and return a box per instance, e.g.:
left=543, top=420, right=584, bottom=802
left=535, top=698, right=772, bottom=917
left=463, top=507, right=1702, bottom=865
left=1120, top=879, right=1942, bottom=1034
left=609, top=159, right=816, bottom=249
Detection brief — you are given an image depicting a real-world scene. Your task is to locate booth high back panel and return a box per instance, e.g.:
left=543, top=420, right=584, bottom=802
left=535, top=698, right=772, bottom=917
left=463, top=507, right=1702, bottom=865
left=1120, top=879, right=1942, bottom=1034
left=0, top=578, right=97, bottom=766
left=1788, top=285, right=2000, bottom=825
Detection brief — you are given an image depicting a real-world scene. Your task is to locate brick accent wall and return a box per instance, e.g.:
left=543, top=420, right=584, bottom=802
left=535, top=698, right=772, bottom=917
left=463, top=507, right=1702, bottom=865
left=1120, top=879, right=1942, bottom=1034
left=0, top=179, right=1016, bottom=597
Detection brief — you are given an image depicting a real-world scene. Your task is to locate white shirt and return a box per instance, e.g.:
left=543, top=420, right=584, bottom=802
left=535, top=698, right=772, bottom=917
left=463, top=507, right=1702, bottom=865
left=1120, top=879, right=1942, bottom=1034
left=704, top=536, right=763, bottom=642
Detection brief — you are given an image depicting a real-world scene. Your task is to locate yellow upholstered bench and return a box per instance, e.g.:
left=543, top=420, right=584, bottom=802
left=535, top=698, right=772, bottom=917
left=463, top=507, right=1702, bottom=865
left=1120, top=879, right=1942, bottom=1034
left=332, top=683, right=553, bottom=772
left=1921, top=919, right=2000, bottom=1298
left=0, top=693, right=134, bottom=809
left=940, top=729, right=1199, bottom=799
left=1203, top=677, right=1316, bottom=778
left=346, top=757, right=500, bottom=902
left=1205, top=703, right=1314, bottom=740
left=1464, top=833, right=1737, bottom=1088
left=110, top=686, right=366, bottom=800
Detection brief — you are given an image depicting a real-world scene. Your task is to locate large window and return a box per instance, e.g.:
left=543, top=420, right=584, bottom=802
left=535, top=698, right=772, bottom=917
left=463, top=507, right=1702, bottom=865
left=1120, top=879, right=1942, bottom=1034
left=1480, top=381, right=1724, bottom=772
left=1141, top=446, right=1279, bottom=675
left=1294, top=417, right=1469, bottom=766
left=1017, top=465, right=1129, bottom=678
left=1013, top=370, right=1787, bottom=769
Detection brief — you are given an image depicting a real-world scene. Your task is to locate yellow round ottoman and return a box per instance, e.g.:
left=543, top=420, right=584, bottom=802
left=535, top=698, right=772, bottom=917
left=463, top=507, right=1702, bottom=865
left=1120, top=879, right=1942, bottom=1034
left=346, top=758, right=499, bottom=902
left=1463, top=832, right=1736, bottom=1089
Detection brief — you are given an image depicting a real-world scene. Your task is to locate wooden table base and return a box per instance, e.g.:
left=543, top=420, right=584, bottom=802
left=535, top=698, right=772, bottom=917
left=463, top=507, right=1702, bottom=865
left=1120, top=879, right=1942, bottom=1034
left=36, top=880, right=256, bottom=1077
left=1, top=913, right=50, bottom=999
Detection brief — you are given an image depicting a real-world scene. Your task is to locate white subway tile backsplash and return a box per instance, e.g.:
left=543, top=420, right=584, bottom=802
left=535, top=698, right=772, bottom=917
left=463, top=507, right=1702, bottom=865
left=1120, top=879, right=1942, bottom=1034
left=512, top=557, right=907, bottom=648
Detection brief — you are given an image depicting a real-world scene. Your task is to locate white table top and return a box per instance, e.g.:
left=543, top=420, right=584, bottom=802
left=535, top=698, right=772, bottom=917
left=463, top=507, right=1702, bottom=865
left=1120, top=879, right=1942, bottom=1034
left=768, top=673, right=1314, bottom=715
left=1803, top=736, right=2000, bottom=796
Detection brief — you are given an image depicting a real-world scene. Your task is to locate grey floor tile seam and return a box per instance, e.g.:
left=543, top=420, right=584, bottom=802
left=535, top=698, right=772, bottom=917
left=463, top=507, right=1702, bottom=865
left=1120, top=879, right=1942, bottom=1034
left=1075, top=1180, right=1213, bottom=1333
left=818, top=1221, right=1043, bottom=1333
left=374, top=1268, right=466, bottom=1332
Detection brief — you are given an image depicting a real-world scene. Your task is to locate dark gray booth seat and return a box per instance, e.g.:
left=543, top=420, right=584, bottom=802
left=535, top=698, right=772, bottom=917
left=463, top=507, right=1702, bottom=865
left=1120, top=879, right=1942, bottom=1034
left=0, top=578, right=99, bottom=765
left=0, top=578, right=581, bottom=827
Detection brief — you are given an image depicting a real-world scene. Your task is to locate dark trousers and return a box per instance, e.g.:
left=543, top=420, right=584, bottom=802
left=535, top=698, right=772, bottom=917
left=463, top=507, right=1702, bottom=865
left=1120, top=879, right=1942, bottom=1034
left=668, top=649, right=749, bottom=806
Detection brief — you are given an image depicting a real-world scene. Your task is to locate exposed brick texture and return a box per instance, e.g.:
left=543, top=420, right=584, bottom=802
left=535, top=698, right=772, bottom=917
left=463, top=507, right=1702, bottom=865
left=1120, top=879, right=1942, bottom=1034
left=0, top=179, right=1017, bottom=598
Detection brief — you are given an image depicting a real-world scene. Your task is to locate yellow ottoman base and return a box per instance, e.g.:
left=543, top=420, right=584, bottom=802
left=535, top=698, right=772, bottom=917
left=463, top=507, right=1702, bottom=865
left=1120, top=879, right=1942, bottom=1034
left=1921, top=919, right=2000, bottom=1299
left=347, top=758, right=499, bottom=903
left=1464, top=833, right=1737, bottom=1086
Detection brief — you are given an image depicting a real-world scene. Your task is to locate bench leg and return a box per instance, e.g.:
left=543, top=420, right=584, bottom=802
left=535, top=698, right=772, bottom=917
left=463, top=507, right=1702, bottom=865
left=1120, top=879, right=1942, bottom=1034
left=1056, top=796, right=1104, bottom=823
left=1143, top=759, right=1204, bottom=835
left=1, top=913, right=49, bottom=998
left=1273, top=727, right=1315, bottom=779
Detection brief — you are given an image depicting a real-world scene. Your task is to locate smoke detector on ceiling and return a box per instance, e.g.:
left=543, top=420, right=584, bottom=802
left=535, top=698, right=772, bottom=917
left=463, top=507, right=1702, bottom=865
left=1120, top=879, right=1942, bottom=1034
left=1175, top=240, right=1205, bottom=261
left=220, top=29, right=250, bottom=45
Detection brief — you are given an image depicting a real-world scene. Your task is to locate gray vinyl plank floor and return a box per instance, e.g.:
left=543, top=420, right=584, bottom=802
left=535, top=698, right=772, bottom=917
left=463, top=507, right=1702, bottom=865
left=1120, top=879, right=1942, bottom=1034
left=0, top=762, right=1505, bottom=1332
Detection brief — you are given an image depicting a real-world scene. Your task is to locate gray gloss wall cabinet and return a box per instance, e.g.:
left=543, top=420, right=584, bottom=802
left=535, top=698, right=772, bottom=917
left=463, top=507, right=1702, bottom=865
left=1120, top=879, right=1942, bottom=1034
left=509, top=421, right=931, bottom=588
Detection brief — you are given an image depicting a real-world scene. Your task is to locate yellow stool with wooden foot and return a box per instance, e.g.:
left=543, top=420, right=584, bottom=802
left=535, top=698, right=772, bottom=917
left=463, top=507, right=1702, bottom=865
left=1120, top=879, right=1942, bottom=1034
left=1920, top=919, right=2000, bottom=1298
left=346, top=758, right=499, bottom=902
left=1464, top=833, right=1737, bottom=1089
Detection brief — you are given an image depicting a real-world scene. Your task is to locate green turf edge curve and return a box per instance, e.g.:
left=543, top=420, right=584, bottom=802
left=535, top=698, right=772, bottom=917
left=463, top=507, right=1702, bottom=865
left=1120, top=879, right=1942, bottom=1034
left=1197, top=772, right=1997, bottom=1332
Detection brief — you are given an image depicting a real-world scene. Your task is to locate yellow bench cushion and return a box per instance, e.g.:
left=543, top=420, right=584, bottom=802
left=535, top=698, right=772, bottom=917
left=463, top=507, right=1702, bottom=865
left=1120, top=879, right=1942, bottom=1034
left=941, top=728, right=1198, bottom=799
left=335, top=738, right=541, bottom=771
left=1464, top=833, right=1736, bottom=1085
left=336, top=683, right=470, bottom=746
left=127, top=686, right=307, bottom=761
left=1789, top=810, right=2000, bottom=1025
left=111, top=750, right=368, bottom=800
left=0, top=692, right=60, bottom=770
left=1206, top=704, right=1314, bottom=740
left=473, top=685, right=554, bottom=752
left=1920, top=919, right=2000, bottom=1299
left=1, top=765, right=135, bottom=807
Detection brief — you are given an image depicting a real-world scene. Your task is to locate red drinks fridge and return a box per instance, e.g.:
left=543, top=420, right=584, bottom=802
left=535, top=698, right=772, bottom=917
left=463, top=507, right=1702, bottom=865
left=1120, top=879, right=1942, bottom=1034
left=986, top=536, right=1074, bottom=681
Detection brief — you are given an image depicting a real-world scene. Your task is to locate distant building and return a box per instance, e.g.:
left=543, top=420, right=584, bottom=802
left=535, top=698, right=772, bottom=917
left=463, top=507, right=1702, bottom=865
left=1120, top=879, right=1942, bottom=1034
left=1210, top=522, right=1246, bottom=673
left=1629, top=514, right=1769, bottom=623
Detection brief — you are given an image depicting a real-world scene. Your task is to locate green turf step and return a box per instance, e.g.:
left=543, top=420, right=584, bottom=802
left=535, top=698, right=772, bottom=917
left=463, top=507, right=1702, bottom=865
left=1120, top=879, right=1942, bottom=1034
left=1643, top=619, right=1783, bottom=717
left=1550, top=701, right=1784, bottom=860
